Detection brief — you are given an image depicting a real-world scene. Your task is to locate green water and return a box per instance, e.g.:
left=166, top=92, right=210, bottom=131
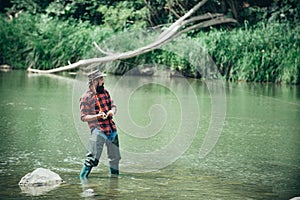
left=0, top=71, right=299, bottom=199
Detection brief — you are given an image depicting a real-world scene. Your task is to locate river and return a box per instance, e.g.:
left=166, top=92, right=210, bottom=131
left=0, top=70, right=299, bottom=199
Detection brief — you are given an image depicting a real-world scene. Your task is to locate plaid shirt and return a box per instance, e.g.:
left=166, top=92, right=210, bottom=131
left=80, top=89, right=117, bottom=135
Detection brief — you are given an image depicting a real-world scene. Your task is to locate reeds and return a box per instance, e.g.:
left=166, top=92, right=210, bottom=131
left=198, top=21, right=299, bottom=84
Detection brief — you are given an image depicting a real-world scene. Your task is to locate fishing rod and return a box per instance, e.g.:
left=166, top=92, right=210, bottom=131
left=94, top=94, right=108, bottom=120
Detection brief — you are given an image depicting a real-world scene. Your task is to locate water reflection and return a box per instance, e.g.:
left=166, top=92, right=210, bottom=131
left=0, top=71, right=299, bottom=199
left=19, top=184, right=61, bottom=196
left=106, top=178, right=119, bottom=199
left=80, top=177, right=119, bottom=199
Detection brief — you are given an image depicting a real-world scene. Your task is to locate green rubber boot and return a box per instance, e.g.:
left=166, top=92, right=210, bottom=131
left=79, top=165, right=92, bottom=179
left=110, top=167, right=119, bottom=178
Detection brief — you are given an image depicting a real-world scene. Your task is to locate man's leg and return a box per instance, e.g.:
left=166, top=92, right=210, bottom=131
left=80, top=128, right=106, bottom=179
left=107, top=132, right=121, bottom=176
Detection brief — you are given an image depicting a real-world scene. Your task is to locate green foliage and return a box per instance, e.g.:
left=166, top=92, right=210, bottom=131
left=25, top=15, right=96, bottom=70
left=8, top=0, right=51, bottom=14
left=272, top=0, right=300, bottom=22
left=2, top=0, right=299, bottom=28
left=97, top=1, right=148, bottom=31
left=44, top=0, right=150, bottom=28
left=0, top=12, right=113, bottom=70
left=46, top=0, right=103, bottom=25
left=0, top=12, right=35, bottom=68
left=198, top=21, right=300, bottom=84
left=0, top=1, right=299, bottom=84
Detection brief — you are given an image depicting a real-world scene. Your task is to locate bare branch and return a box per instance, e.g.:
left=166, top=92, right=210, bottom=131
left=172, top=17, right=237, bottom=40
left=158, top=17, right=237, bottom=47
left=93, top=41, right=113, bottom=55
left=158, top=0, right=209, bottom=40
left=183, top=13, right=224, bottom=25
left=27, top=30, right=173, bottom=74
left=166, top=1, right=181, bottom=19
left=175, top=0, right=186, bottom=13
left=144, top=0, right=160, bottom=26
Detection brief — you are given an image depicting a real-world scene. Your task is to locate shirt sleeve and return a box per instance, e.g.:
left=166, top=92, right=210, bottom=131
left=80, top=94, right=94, bottom=121
left=105, top=89, right=117, bottom=115
left=80, top=97, right=87, bottom=121
left=111, top=99, right=117, bottom=115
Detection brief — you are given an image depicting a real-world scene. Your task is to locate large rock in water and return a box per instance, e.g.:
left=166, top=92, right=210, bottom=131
left=19, top=168, right=63, bottom=186
left=18, top=168, right=63, bottom=196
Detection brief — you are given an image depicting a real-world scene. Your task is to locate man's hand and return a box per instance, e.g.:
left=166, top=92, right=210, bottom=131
left=107, top=110, right=114, bottom=117
left=97, top=111, right=107, bottom=119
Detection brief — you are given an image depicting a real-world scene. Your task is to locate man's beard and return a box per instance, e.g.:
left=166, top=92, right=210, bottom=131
left=96, top=83, right=105, bottom=94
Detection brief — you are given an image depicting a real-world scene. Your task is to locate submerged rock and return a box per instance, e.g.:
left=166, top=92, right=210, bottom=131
left=81, top=188, right=95, bottom=197
left=18, top=168, right=63, bottom=196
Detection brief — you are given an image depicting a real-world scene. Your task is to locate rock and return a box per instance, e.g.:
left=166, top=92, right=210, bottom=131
left=19, top=168, right=63, bottom=186
left=0, top=64, right=12, bottom=72
left=125, top=65, right=154, bottom=76
left=140, top=67, right=154, bottom=76
left=0, top=64, right=11, bottom=69
left=18, top=168, right=63, bottom=196
left=81, top=188, right=95, bottom=197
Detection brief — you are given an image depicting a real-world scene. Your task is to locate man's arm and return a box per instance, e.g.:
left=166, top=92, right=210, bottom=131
left=82, top=112, right=106, bottom=122
left=80, top=94, right=107, bottom=122
left=107, top=99, right=117, bottom=117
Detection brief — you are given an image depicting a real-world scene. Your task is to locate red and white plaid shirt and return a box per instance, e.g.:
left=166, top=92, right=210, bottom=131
left=80, top=89, right=117, bottom=135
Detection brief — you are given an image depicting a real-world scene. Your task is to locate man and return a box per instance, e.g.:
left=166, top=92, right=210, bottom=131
left=79, top=69, right=121, bottom=179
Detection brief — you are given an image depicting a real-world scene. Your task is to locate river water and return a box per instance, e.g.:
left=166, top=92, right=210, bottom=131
left=0, top=70, right=299, bottom=199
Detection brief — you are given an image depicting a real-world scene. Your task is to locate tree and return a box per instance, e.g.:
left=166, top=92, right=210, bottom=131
left=27, top=0, right=236, bottom=74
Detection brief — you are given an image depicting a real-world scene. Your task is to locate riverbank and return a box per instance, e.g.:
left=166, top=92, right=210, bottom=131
left=0, top=13, right=299, bottom=84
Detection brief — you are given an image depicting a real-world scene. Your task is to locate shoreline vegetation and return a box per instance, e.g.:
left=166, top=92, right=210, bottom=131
left=0, top=2, right=299, bottom=84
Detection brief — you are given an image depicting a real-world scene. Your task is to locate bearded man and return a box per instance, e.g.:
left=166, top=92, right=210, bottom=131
left=79, top=70, right=121, bottom=179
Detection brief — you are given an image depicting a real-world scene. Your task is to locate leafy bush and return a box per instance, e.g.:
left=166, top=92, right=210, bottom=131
left=0, top=13, right=36, bottom=68
left=197, top=21, right=300, bottom=84
left=25, top=15, right=95, bottom=70
left=0, top=12, right=113, bottom=70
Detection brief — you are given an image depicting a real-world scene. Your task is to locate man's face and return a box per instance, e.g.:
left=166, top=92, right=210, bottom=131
left=93, top=77, right=104, bottom=86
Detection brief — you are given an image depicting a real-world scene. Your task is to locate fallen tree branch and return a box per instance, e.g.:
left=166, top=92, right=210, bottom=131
left=157, top=0, right=208, bottom=40
left=178, top=17, right=237, bottom=36
left=182, top=13, right=224, bottom=25
left=27, top=0, right=236, bottom=74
